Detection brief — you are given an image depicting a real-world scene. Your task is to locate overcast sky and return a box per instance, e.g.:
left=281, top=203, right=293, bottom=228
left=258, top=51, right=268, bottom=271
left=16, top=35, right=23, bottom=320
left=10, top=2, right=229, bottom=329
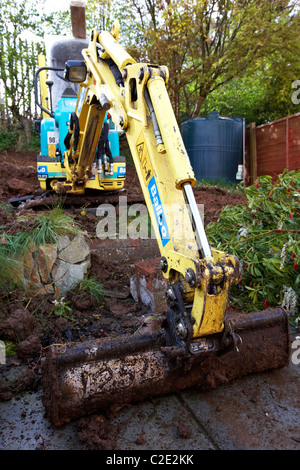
left=44, top=0, right=86, bottom=14
left=19, top=0, right=86, bottom=41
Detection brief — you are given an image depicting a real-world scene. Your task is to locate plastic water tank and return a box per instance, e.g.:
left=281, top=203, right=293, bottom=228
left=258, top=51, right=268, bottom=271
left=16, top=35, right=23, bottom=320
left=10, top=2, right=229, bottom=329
left=181, top=111, right=244, bottom=183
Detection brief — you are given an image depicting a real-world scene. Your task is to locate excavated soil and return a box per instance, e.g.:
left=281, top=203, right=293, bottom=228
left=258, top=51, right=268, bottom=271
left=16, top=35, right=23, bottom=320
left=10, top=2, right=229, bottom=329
left=0, top=147, right=249, bottom=449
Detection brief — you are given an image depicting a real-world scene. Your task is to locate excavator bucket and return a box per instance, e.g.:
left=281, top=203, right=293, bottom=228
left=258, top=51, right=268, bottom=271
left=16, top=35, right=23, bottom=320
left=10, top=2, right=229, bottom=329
left=42, top=307, right=290, bottom=427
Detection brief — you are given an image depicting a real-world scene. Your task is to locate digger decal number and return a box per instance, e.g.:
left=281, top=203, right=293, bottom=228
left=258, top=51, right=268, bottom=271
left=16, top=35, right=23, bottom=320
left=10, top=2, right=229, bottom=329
left=37, top=165, right=48, bottom=178
left=148, top=175, right=170, bottom=247
left=37, top=165, right=48, bottom=179
left=117, top=166, right=126, bottom=178
left=47, top=131, right=58, bottom=158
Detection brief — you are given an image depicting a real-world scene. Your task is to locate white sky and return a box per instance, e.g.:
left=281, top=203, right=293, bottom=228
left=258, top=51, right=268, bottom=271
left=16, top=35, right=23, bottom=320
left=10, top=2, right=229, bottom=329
left=44, top=0, right=86, bottom=14
left=20, top=0, right=87, bottom=41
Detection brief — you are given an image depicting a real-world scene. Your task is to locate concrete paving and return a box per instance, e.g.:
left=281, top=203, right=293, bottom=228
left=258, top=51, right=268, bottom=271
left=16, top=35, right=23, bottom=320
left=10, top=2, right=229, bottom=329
left=0, top=331, right=299, bottom=451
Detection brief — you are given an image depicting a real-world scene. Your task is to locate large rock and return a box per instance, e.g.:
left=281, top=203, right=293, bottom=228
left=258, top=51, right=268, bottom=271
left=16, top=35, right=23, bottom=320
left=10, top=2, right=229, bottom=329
left=23, top=250, right=43, bottom=292
left=38, top=243, right=57, bottom=283
left=58, top=234, right=90, bottom=264
left=52, top=257, right=91, bottom=295
left=21, top=233, right=91, bottom=297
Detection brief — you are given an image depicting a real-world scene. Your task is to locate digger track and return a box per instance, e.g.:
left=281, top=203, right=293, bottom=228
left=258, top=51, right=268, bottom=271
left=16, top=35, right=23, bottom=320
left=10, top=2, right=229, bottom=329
left=9, top=190, right=145, bottom=214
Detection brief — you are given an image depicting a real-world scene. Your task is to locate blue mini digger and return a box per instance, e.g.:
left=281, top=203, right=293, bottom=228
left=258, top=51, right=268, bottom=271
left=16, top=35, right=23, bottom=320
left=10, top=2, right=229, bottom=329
left=34, top=35, right=126, bottom=194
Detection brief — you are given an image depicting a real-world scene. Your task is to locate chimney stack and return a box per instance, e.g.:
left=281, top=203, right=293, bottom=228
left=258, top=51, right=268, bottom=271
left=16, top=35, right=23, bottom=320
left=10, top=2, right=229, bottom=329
left=70, top=1, right=86, bottom=39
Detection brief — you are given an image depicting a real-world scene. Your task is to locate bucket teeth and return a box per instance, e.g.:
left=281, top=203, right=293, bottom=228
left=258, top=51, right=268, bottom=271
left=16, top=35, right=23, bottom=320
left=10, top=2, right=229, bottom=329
left=42, top=308, right=290, bottom=427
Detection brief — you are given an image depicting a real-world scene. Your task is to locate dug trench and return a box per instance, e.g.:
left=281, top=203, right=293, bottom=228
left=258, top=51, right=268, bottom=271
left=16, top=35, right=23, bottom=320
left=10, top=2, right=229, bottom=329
left=0, top=147, right=289, bottom=450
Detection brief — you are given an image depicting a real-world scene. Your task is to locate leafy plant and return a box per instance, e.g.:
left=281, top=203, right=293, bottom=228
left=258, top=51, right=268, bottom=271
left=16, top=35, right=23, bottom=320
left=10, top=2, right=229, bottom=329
left=206, top=169, right=299, bottom=323
left=0, top=201, right=15, bottom=215
left=51, top=297, right=74, bottom=320
left=3, top=339, right=17, bottom=357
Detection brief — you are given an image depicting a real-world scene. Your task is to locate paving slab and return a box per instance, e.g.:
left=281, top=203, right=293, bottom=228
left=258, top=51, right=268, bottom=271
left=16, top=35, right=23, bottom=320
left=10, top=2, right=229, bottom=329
left=0, top=391, right=85, bottom=450
left=111, top=394, right=215, bottom=450
left=180, top=360, right=300, bottom=450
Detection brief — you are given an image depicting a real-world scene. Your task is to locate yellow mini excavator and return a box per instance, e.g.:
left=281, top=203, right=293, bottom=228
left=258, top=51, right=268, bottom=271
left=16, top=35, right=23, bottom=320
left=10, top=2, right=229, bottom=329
left=41, top=21, right=290, bottom=427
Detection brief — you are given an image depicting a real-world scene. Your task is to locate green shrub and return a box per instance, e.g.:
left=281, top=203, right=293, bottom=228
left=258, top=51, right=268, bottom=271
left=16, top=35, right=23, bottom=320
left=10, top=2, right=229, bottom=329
left=0, top=125, right=40, bottom=152
left=206, top=168, right=299, bottom=324
left=0, top=129, right=16, bottom=151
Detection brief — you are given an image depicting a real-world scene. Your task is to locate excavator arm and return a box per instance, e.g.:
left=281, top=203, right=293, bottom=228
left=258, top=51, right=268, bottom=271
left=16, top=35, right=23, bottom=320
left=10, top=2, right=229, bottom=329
left=63, top=22, right=240, bottom=347
left=41, top=21, right=290, bottom=427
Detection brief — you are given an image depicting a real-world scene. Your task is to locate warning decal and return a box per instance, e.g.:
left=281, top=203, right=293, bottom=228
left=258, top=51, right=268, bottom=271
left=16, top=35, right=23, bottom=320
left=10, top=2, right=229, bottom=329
left=136, top=132, right=154, bottom=186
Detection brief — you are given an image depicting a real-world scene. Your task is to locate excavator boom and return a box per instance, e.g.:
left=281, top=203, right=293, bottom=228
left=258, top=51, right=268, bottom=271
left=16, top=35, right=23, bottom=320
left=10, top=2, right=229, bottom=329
left=41, top=22, right=290, bottom=427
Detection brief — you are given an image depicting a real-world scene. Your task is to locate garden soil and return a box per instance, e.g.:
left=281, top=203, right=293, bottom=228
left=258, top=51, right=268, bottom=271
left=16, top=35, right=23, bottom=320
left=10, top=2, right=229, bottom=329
left=2, top=148, right=297, bottom=451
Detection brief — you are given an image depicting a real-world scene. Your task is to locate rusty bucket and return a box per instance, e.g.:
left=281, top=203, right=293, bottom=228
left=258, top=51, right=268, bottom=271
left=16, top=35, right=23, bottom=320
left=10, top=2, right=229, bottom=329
left=42, top=307, right=290, bottom=427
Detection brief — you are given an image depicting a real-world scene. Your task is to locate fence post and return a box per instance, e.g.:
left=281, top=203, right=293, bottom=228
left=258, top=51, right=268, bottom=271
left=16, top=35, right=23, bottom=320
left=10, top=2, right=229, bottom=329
left=286, top=116, right=289, bottom=168
left=249, top=122, right=257, bottom=184
left=70, top=1, right=86, bottom=39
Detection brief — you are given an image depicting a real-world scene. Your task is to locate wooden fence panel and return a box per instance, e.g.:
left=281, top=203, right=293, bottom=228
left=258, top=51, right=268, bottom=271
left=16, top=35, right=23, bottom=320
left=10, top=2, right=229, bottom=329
left=289, top=114, right=300, bottom=169
left=245, top=113, right=300, bottom=184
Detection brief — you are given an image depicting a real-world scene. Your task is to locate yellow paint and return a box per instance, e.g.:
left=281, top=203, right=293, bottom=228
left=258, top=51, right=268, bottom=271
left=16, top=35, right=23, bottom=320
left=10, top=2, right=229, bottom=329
left=48, top=144, right=56, bottom=158
left=38, top=22, right=240, bottom=340
left=38, top=55, right=48, bottom=119
left=147, top=77, right=196, bottom=190
left=38, top=160, right=125, bottom=193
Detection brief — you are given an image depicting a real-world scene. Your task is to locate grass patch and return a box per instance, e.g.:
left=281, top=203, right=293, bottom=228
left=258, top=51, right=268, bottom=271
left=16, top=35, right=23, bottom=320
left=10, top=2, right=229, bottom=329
left=0, top=232, right=27, bottom=289
left=72, top=277, right=107, bottom=306
left=23, top=205, right=81, bottom=245
left=0, top=201, right=15, bottom=215
left=196, top=177, right=242, bottom=193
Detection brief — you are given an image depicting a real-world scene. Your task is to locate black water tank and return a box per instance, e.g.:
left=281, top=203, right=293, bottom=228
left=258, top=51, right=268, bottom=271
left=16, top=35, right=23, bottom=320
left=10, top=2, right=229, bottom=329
left=181, top=111, right=244, bottom=183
